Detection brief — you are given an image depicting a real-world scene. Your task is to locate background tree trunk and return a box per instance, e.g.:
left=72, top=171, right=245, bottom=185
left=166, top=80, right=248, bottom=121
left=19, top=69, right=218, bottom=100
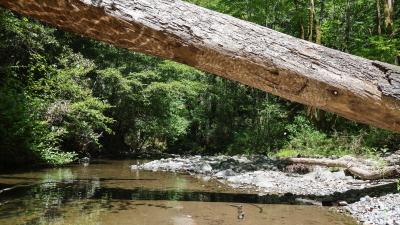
left=384, top=0, right=394, bottom=34
left=345, top=0, right=352, bottom=52
left=294, top=0, right=305, bottom=39
left=377, top=0, right=382, bottom=35
left=315, top=0, right=325, bottom=44
left=308, top=0, right=315, bottom=42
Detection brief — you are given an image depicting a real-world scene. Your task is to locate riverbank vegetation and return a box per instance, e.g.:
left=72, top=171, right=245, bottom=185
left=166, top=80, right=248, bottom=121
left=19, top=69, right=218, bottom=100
left=0, top=0, right=400, bottom=169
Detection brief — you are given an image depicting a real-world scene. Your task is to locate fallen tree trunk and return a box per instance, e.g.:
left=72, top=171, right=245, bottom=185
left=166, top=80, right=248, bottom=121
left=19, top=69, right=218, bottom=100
left=283, top=157, right=400, bottom=180
left=1, top=0, right=400, bottom=131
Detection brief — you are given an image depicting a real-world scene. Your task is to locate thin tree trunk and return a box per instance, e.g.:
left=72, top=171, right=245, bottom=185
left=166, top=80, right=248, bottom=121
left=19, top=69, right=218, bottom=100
left=1, top=0, right=400, bottom=132
left=294, top=0, right=305, bottom=39
left=264, top=0, right=269, bottom=27
left=315, top=0, right=325, bottom=44
left=345, top=0, right=352, bottom=52
left=300, top=24, right=305, bottom=39
left=308, top=0, right=315, bottom=42
left=377, top=0, right=382, bottom=35
left=384, top=0, right=394, bottom=34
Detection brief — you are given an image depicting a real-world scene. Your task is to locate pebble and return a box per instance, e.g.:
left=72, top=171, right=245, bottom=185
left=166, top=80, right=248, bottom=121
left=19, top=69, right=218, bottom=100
left=346, top=194, right=400, bottom=225
left=338, top=201, right=348, bottom=206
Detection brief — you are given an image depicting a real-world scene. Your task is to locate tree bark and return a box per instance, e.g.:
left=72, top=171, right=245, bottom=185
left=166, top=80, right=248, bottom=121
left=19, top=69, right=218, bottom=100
left=282, top=157, right=400, bottom=180
left=1, top=0, right=400, bottom=132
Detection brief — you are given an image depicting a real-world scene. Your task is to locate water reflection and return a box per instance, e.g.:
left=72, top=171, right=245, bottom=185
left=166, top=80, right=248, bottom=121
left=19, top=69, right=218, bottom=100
left=0, top=160, right=357, bottom=225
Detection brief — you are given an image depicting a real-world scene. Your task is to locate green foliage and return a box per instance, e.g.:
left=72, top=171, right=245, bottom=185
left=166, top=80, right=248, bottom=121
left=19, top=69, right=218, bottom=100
left=26, top=52, right=114, bottom=156
left=0, top=10, right=112, bottom=167
left=225, top=99, right=288, bottom=155
left=353, top=36, right=400, bottom=63
left=0, top=85, right=77, bottom=166
left=284, top=115, right=342, bottom=157
left=282, top=115, right=383, bottom=157
left=274, top=149, right=300, bottom=158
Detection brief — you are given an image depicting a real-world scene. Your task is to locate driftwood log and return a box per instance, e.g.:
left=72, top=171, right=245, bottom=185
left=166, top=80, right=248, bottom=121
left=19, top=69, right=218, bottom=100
left=283, top=157, right=400, bottom=180
left=1, top=0, right=400, bottom=132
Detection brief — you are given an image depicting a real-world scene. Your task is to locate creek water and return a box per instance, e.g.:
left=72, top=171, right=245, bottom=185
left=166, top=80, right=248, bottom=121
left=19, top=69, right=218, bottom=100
left=0, top=160, right=357, bottom=225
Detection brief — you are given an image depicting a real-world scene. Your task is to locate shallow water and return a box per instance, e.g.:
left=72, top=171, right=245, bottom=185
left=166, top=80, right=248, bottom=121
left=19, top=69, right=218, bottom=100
left=0, top=160, right=356, bottom=225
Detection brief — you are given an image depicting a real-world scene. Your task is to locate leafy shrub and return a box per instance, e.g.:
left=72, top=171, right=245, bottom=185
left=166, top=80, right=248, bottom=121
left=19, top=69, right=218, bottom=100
left=281, top=115, right=379, bottom=157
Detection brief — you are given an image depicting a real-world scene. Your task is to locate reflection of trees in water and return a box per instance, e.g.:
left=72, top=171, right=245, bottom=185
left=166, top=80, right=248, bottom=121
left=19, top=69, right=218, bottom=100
left=169, top=176, right=188, bottom=201
left=0, top=168, right=104, bottom=225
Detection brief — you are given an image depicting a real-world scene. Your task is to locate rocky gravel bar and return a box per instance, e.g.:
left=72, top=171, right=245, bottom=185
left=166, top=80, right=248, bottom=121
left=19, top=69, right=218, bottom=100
left=131, top=155, right=399, bottom=224
left=343, top=194, right=400, bottom=225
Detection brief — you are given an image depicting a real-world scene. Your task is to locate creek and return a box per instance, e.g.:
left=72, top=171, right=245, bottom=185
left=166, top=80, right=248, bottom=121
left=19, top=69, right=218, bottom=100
left=0, top=160, right=357, bottom=225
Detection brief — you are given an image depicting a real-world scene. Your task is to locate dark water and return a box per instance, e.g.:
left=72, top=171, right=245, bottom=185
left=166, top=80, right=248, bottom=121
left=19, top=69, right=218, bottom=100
left=0, top=160, right=357, bottom=225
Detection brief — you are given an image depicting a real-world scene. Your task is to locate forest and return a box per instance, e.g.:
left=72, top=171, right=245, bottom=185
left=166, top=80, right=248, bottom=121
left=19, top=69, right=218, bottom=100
left=0, top=0, right=400, bottom=169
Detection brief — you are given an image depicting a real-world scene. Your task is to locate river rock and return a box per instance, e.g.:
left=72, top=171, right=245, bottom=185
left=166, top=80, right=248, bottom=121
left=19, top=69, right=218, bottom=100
left=132, top=155, right=400, bottom=224
left=131, top=155, right=393, bottom=196
left=345, top=193, right=400, bottom=225
left=338, top=201, right=348, bottom=206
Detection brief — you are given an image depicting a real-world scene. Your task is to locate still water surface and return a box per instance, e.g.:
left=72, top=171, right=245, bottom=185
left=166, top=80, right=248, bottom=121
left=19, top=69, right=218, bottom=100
left=0, top=160, right=356, bottom=225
